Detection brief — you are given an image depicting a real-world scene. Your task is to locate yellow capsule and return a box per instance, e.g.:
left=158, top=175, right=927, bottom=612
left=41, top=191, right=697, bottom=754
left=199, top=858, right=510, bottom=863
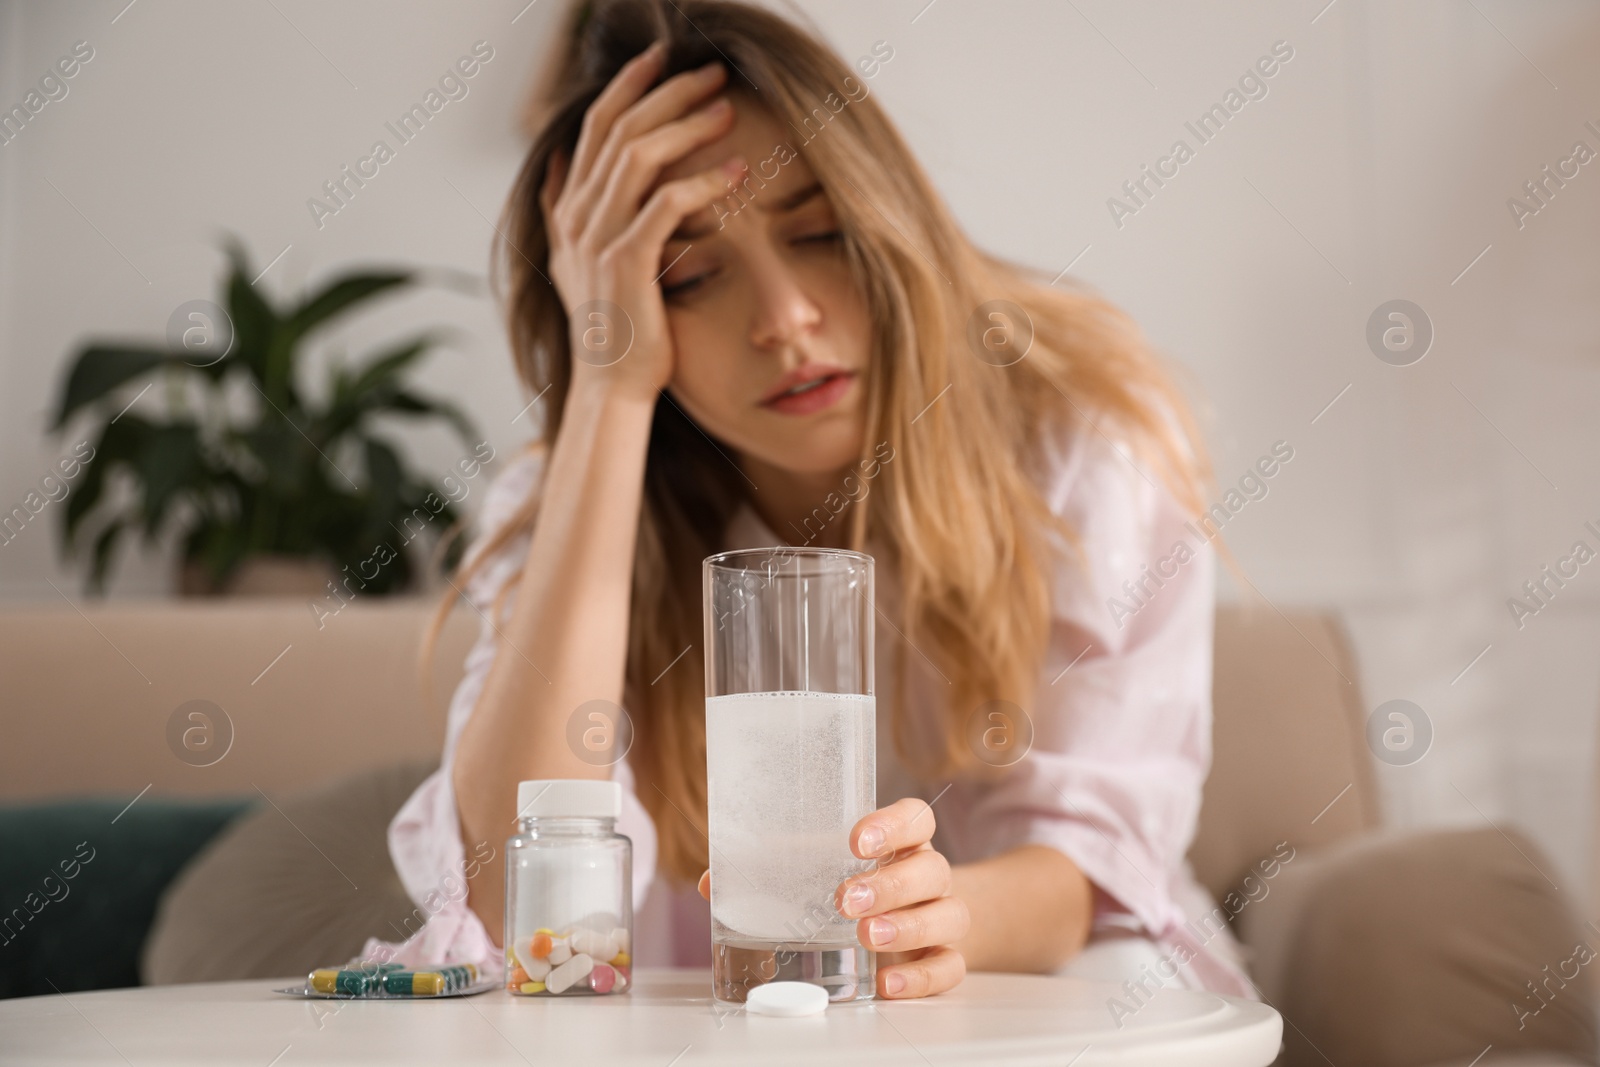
left=609, top=950, right=630, bottom=968
left=519, top=981, right=547, bottom=994
left=534, top=927, right=555, bottom=935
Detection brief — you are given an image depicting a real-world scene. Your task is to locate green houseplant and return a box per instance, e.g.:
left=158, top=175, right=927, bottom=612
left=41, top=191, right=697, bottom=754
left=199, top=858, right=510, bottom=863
left=53, top=237, right=481, bottom=595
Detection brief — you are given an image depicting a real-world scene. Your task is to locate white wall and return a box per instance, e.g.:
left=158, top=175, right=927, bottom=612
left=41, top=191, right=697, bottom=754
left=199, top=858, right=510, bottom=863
left=2, top=1, right=1597, bottom=899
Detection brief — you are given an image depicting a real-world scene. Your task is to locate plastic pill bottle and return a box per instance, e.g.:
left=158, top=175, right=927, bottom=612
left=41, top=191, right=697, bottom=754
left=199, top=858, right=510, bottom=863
left=504, top=779, right=633, bottom=996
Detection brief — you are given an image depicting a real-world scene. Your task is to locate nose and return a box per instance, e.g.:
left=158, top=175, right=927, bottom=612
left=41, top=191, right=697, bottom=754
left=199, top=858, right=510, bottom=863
left=746, top=249, right=822, bottom=352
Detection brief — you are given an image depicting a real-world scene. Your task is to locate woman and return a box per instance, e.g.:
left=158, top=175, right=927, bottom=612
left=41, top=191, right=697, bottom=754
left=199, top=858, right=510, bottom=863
left=364, top=0, right=1251, bottom=1002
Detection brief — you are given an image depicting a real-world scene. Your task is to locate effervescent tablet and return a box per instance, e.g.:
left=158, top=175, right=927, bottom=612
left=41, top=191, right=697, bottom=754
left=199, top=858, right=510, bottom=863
left=746, top=981, right=829, bottom=1017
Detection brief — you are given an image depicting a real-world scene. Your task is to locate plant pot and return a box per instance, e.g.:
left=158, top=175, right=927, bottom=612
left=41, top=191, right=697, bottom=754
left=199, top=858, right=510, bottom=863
left=179, top=555, right=338, bottom=598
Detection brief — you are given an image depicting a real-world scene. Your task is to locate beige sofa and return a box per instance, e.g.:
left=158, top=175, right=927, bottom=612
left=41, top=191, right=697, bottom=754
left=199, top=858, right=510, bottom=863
left=1, top=600, right=1594, bottom=1065
left=0, top=600, right=477, bottom=802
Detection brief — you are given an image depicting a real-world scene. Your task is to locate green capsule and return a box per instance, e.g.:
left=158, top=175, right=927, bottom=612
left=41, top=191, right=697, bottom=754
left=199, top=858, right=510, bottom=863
left=378, top=964, right=479, bottom=996
left=309, top=969, right=369, bottom=995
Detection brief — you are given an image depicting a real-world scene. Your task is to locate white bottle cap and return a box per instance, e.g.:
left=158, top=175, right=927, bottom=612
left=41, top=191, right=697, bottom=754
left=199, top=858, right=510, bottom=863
left=515, top=779, right=622, bottom=820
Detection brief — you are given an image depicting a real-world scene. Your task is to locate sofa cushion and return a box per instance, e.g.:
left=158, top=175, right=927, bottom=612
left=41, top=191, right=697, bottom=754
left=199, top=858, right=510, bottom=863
left=1235, top=826, right=1599, bottom=1067
left=0, top=603, right=477, bottom=804
left=1190, top=607, right=1378, bottom=902
left=140, top=761, right=436, bottom=984
left=0, top=797, right=251, bottom=997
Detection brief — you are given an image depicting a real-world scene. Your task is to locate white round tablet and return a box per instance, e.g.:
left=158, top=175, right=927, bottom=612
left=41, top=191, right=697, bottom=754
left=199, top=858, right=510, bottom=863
left=745, top=981, right=829, bottom=1017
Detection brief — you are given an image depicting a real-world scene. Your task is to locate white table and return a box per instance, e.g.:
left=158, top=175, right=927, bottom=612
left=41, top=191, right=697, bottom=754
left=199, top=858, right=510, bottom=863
left=0, top=968, right=1281, bottom=1065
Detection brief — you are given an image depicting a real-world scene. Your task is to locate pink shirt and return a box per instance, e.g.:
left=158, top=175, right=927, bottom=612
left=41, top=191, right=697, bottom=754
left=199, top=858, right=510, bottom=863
left=363, top=418, right=1252, bottom=998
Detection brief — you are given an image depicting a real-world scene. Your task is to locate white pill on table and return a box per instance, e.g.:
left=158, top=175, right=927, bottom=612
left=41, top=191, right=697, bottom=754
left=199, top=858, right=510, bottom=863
left=546, top=938, right=572, bottom=966
left=545, top=953, right=594, bottom=994
left=746, top=981, right=829, bottom=1017
left=610, top=926, right=630, bottom=954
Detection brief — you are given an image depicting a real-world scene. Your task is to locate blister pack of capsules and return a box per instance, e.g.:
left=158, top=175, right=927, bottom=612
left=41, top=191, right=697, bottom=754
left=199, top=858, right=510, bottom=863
left=275, top=960, right=498, bottom=999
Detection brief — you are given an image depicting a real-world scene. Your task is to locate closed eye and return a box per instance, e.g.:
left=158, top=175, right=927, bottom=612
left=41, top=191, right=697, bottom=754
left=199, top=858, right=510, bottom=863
left=661, top=232, right=845, bottom=300
left=661, top=273, right=710, bottom=300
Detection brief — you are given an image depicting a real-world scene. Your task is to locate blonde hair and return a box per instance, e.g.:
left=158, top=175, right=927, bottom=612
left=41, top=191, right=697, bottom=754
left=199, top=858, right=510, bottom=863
left=426, top=0, right=1214, bottom=887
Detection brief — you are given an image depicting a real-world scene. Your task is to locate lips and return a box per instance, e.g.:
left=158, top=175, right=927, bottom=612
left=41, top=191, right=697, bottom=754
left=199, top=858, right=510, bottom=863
left=759, top=370, right=856, bottom=416
left=759, top=363, right=855, bottom=407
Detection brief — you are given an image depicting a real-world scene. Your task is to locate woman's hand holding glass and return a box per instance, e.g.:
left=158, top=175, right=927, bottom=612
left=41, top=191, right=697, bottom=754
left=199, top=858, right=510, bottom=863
left=697, top=796, right=970, bottom=1000
left=835, top=797, right=970, bottom=998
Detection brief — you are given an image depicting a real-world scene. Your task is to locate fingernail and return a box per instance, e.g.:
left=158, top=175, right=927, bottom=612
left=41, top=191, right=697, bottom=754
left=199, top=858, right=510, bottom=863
left=858, top=827, right=884, bottom=856
left=698, top=59, right=724, bottom=77
left=885, top=972, right=906, bottom=995
left=868, top=917, right=895, bottom=947
left=705, top=97, right=731, bottom=115
left=721, top=156, right=746, bottom=179
left=843, top=883, right=874, bottom=916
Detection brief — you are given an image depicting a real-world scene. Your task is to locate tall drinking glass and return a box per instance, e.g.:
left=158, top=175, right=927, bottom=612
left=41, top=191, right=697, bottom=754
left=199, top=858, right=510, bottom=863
left=703, top=546, right=876, bottom=1007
